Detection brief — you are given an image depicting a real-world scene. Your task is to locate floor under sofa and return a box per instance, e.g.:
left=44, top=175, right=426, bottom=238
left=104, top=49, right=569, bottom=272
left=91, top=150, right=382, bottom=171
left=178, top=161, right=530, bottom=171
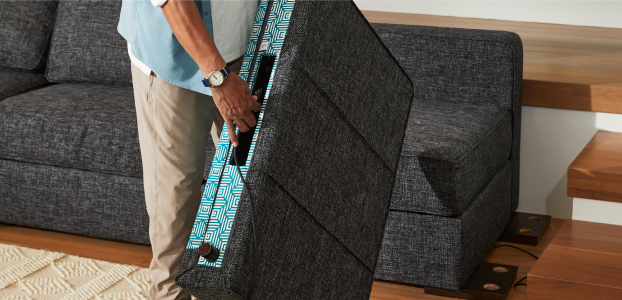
left=0, top=219, right=564, bottom=300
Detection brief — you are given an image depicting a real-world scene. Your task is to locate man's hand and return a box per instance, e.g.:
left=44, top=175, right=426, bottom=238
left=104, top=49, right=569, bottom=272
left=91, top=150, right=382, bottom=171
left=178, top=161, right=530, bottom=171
left=211, top=73, right=261, bottom=147
left=161, top=0, right=259, bottom=146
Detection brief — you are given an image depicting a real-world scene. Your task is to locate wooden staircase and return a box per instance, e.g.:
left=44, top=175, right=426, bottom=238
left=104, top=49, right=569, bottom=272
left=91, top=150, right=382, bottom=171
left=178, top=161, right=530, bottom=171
left=524, top=130, right=622, bottom=299
left=527, top=220, right=622, bottom=300
left=568, top=131, right=622, bottom=204
left=362, top=11, right=622, bottom=114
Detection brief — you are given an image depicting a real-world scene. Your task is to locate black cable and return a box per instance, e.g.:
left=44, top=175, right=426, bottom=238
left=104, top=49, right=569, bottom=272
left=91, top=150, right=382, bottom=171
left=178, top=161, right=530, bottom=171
left=514, top=276, right=527, bottom=287
left=200, top=143, right=233, bottom=246
left=491, top=244, right=538, bottom=288
left=234, top=147, right=258, bottom=300
left=492, top=244, right=539, bottom=259
left=246, top=0, right=274, bottom=85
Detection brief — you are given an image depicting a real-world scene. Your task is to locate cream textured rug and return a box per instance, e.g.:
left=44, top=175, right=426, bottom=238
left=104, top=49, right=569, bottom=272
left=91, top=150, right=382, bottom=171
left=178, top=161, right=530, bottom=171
left=0, top=243, right=151, bottom=300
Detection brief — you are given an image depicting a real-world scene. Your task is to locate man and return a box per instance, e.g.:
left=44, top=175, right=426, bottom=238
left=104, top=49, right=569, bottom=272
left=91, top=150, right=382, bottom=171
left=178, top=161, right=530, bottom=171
left=118, top=0, right=259, bottom=298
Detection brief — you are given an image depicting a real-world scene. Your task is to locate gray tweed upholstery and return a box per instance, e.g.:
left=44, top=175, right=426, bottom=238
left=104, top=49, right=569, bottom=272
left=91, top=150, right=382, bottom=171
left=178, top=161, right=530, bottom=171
left=0, top=0, right=521, bottom=293
left=0, top=1, right=58, bottom=70
left=373, top=23, right=523, bottom=213
left=373, top=23, right=522, bottom=290
left=391, top=99, right=512, bottom=217
left=46, top=0, right=131, bottom=86
left=0, top=84, right=142, bottom=178
left=175, top=1, right=413, bottom=299
left=376, top=162, right=512, bottom=290
left=0, top=158, right=150, bottom=244
left=0, top=68, right=49, bottom=100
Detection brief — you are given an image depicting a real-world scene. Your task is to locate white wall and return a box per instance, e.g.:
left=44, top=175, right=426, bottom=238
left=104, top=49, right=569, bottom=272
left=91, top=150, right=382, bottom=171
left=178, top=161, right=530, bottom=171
left=517, top=107, right=622, bottom=219
left=354, top=1, right=622, bottom=29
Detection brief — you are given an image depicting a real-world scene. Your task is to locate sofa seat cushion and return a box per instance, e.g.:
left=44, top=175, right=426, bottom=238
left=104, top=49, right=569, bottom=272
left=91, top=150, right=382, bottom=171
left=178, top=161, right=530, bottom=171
left=0, top=158, right=149, bottom=244
left=0, top=1, right=59, bottom=70
left=0, top=83, right=142, bottom=177
left=0, top=68, right=48, bottom=100
left=377, top=162, right=512, bottom=290
left=390, top=99, right=512, bottom=217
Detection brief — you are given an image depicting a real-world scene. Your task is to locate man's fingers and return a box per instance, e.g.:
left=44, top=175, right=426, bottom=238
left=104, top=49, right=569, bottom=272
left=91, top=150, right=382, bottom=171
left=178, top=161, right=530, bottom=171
left=226, top=119, right=238, bottom=147
left=244, top=112, right=257, bottom=128
left=251, top=101, right=262, bottom=112
left=236, top=119, right=251, bottom=132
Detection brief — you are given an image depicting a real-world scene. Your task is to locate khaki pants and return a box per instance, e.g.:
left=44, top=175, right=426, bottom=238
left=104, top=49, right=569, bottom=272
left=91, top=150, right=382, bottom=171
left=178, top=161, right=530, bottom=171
left=131, top=58, right=242, bottom=300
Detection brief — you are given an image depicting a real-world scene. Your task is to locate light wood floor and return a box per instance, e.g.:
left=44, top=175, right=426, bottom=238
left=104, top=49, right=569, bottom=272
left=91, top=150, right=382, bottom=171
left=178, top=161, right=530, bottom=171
left=0, top=219, right=564, bottom=300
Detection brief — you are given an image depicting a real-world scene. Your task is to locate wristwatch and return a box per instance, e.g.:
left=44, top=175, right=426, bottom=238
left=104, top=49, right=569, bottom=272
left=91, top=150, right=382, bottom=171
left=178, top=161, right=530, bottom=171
left=202, top=66, right=232, bottom=88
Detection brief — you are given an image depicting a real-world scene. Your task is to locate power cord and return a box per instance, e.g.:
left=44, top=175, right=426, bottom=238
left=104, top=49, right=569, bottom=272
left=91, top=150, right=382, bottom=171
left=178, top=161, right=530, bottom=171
left=513, top=276, right=527, bottom=287
left=491, top=244, right=539, bottom=259
left=491, top=244, right=539, bottom=288
left=233, top=146, right=258, bottom=299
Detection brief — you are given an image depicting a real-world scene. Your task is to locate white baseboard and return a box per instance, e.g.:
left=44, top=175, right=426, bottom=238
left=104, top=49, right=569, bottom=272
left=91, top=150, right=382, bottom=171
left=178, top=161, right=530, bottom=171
left=573, top=198, right=622, bottom=226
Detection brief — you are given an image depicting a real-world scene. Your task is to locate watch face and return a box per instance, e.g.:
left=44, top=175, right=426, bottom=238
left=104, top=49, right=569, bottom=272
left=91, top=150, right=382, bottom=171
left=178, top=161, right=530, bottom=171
left=210, top=71, right=225, bottom=86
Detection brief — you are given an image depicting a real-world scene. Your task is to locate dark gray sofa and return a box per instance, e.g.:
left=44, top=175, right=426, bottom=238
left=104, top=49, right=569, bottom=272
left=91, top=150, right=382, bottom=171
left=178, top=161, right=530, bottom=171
left=0, top=0, right=521, bottom=292
left=0, top=0, right=151, bottom=244
left=373, top=24, right=522, bottom=290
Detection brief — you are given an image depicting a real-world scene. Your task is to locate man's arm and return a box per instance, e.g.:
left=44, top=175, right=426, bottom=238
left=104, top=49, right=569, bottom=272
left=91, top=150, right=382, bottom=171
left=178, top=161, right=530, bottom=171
left=160, top=0, right=260, bottom=147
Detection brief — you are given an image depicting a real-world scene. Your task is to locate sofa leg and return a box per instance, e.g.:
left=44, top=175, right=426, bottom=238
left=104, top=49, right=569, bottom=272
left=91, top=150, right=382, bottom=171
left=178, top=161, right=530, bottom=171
left=424, top=262, right=518, bottom=300
left=498, top=212, right=551, bottom=246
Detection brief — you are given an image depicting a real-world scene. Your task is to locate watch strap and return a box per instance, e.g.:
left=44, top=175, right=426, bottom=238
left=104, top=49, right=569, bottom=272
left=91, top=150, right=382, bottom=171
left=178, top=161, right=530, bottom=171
left=220, top=66, right=231, bottom=78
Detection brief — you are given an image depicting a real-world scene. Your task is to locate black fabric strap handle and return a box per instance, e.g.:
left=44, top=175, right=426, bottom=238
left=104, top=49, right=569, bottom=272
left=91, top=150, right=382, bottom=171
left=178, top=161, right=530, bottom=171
left=246, top=0, right=274, bottom=85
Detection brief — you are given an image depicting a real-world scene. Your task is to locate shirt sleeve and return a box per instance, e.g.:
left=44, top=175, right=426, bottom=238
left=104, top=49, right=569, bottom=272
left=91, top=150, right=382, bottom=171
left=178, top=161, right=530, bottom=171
left=150, top=0, right=168, bottom=7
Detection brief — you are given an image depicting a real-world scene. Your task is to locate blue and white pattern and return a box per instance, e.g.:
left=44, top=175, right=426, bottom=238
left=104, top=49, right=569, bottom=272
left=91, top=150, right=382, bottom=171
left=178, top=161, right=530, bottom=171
left=186, top=0, right=296, bottom=268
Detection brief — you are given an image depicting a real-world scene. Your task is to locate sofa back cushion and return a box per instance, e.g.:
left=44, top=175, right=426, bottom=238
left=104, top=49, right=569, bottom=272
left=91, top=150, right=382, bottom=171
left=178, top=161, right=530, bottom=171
left=0, top=1, right=59, bottom=70
left=372, top=23, right=522, bottom=113
left=46, top=0, right=131, bottom=85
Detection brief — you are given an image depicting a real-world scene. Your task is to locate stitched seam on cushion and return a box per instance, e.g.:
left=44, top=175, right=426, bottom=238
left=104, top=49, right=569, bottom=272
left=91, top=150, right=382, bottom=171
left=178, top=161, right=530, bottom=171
left=398, top=111, right=509, bottom=167
left=33, top=3, right=57, bottom=71
left=4, top=109, right=136, bottom=127
left=0, top=155, right=141, bottom=180
left=44, top=2, right=62, bottom=80
left=352, top=1, right=415, bottom=177
left=387, top=207, right=463, bottom=218
left=0, top=81, right=50, bottom=103
left=352, top=6, right=414, bottom=94
left=298, top=67, right=396, bottom=176
left=261, top=170, right=376, bottom=273
left=375, top=30, right=516, bottom=58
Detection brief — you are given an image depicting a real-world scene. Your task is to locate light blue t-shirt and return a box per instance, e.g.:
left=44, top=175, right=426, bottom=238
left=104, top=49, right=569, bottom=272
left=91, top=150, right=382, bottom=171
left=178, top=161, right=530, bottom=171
left=117, top=0, right=258, bottom=96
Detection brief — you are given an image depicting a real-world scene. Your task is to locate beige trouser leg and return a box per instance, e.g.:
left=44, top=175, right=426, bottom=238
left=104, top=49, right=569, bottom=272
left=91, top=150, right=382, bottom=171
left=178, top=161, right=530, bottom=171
left=131, top=57, right=242, bottom=300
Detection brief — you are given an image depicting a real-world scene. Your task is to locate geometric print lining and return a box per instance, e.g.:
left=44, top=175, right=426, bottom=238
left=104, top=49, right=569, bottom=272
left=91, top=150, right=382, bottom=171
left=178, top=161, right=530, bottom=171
left=187, top=0, right=296, bottom=268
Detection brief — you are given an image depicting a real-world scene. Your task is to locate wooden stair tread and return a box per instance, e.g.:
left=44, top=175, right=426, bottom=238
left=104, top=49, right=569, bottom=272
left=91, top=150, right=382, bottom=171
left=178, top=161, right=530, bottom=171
left=568, top=131, right=622, bottom=203
left=362, top=11, right=622, bottom=114
left=528, top=220, right=622, bottom=299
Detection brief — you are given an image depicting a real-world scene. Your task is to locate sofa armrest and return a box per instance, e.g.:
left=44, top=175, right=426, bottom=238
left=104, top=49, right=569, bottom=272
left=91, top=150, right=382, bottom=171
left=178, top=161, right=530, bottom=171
left=372, top=23, right=522, bottom=112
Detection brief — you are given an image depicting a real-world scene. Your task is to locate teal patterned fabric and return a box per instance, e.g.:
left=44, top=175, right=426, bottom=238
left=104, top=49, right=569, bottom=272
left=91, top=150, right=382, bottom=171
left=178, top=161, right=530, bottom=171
left=186, top=0, right=295, bottom=268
